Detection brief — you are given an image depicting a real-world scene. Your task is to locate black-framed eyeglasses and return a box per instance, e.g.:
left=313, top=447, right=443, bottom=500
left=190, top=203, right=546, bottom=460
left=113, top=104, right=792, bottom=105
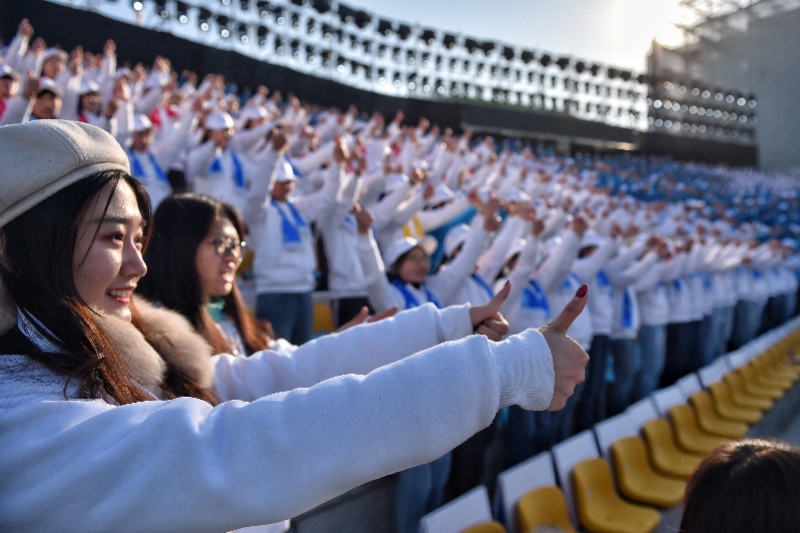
left=204, top=237, right=246, bottom=259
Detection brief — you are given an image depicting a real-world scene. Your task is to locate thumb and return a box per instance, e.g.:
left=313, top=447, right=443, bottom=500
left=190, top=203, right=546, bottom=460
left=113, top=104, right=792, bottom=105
left=550, top=284, right=588, bottom=334
left=473, top=281, right=511, bottom=323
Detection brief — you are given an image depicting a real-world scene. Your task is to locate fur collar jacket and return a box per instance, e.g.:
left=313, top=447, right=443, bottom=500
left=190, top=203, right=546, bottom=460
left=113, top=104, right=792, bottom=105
left=2, top=289, right=214, bottom=399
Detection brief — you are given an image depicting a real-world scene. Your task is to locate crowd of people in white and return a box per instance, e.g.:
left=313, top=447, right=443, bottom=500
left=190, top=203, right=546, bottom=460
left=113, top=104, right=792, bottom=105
left=2, top=17, right=799, bottom=533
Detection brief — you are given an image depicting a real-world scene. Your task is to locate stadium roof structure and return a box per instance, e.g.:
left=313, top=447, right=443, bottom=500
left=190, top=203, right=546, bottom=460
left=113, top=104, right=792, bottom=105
left=677, top=0, right=800, bottom=42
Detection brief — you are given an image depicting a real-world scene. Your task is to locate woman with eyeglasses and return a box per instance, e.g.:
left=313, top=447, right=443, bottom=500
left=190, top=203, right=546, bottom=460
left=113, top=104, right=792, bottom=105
left=136, top=194, right=272, bottom=357
left=0, top=121, right=589, bottom=533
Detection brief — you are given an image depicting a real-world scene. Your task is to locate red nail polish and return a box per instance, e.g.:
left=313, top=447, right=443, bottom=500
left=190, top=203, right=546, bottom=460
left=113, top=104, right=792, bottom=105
left=576, top=284, right=588, bottom=298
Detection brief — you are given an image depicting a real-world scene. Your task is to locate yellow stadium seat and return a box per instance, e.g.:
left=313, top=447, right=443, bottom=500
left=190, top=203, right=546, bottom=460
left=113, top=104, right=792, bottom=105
left=738, top=366, right=784, bottom=400
left=689, top=391, right=749, bottom=439
left=517, top=486, right=578, bottom=533
left=668, top=404, right=730, bottom=455
left=753, top=357, right=795, bottom=388
left=312, top=302, right=334, bottom=334
left=461, top=521, right=507, bottom=533
left=641, top=418, right=703, bottom=479
left=572, top=458, right=661, bottom=533
left=610, top=436, right=686, bottom=508
left=720, top=372, right=774, bottom=412
left=707, top=381, right=763, bottom=424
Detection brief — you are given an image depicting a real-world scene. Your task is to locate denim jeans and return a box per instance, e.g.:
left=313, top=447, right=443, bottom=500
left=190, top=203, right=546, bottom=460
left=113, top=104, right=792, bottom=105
left=635, top=325, right=666, bottom=401
left=662, top=320, right=699, bottom=387
left=697, top=314, right=715, bottom=369
left=256, top=291, right=313, bottom=345
left=730, top=300, right=765, bottom=350
left=504, top=405, right=536, bottom=468
left=552, top=380, right=584, bottom=443
left=396, top=453, right=452, bottom=533
left=608, top=338, right=638, bottom=416
left=575, top=335, right=610, bottom=431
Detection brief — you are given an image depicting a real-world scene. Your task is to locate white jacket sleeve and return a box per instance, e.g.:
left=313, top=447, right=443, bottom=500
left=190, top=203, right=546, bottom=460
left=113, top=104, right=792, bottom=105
left=186, top=140, right=217, bottom=180
left=2, top=32, right=29, bottom=73
left=416, top=196, right=471, bottom=232
left=150, top=108, right=198, bottom=171
left=500, top=236, right=541, bottom=314
left=0, top=94, right=32, bottom=125
left=134, top=86, right=164, bottom=116
left=369, top=178, right=412, bottom=231
left=291, top=141, right=335, bottom=177
left=536, top=231, right=581, bottom=292
left=357, top=232, right=405, bottom=312
left=213, top=303, right=473, bottom=400
left=476, top=216, right=528, bottom=284
left=429, top=220, right=491, bottom=305
left=293, top=162, right=342, bottom=224
left=572, top=236, right=618, bottom=281
left=0, top=324, right=553, bottom=533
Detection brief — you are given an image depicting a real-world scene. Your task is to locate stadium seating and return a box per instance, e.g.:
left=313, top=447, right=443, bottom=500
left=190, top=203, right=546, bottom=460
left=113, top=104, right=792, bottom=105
left=421, top=486, right=499, bottom=533
left=572, top=457, right=661, bottom=533
left=641, top=418, right=704, bottom=478
left=668, top=404, right=730, bottom=454
left=609, top=436, right=686, bottom=508
left=689, top=391, right=749, bottom=438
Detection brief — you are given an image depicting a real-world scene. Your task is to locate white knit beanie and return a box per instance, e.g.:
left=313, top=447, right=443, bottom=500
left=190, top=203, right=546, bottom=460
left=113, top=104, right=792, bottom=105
left=0, top=120, right=131, bottom=333
left=0, top=120, right=130, bottom=228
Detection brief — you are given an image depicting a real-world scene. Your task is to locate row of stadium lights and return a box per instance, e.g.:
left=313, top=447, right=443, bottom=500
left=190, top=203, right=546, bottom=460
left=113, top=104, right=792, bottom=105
left=647, top=118, right=753, bottom=140
left=130, top=0, right=645, bottom=84
left=125, top=0, right=647, bottom=127
left=647, top=99, right=756, bottom=124
left=660, top=81, right=756, bottom=108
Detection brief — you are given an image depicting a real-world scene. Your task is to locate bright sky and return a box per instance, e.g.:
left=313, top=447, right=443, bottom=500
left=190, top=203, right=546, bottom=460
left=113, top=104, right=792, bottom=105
left=345, top=0, right=686, bottom=73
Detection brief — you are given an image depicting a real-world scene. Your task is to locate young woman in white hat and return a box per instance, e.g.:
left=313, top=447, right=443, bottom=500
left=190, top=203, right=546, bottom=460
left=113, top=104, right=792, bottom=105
left=0, top=120, right=588, bottom=533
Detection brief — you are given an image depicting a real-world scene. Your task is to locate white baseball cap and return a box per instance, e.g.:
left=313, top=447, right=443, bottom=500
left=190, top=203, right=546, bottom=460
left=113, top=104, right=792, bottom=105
left=580, top=230, right=602, bottom=249
left=273, top=159, right=299, bottom=183
left=204, top=111, right=235, bottom=131
left=0, top=65, right=19, bottom=80
left=77, top=79, right=100, bottom=96
left=385, top=236, right=438, bottom=266
left=42, top=48, right=68, bottom=63
left=426, top=185, right=456, bottom=207
left=132, top=114, right=153, bottom=133
left=240, top=106, right=269, bottom=123
left=37, top=77, right=62, bottom=97
left=502, top=188, right=530, bottom=204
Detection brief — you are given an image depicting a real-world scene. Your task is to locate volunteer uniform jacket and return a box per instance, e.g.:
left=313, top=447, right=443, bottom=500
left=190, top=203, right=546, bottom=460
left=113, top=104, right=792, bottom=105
left=318, top=171, right=370, bottom=300
left=187, top=140, right=251, bottom=216
left=0, top=300, right=555, bottom=533
left=128, top=108, right=196, bottom=209
left=247, top=152, right=341, bottom=295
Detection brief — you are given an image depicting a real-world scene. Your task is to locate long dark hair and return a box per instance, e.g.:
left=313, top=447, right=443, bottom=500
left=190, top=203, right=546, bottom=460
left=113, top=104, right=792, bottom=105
left=0, top=170, right=215, bottom=405
left=680, top=439, right=800, bottom=533
left=137, top=194, right=270, bottom=355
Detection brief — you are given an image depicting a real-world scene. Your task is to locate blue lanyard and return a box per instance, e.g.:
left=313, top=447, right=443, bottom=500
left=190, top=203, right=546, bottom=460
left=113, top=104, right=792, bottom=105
left=285, top=155, right=302, bottom=178
left=391, top=278, right=441, bottom=309
left=560, top=273, right=582, bottom=291
left=271, top=199, right=307, bottom=245
left=209, top=150, right=245, bottom=189
left=597, top=270, right=610, bottom=288
left=522, top=279, right=550, bottom=319
left=129, top=149, right=168, bottom=183
left=622, top=288, right=633, bottom=328
left=470, top=273, right=494, bottom=301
